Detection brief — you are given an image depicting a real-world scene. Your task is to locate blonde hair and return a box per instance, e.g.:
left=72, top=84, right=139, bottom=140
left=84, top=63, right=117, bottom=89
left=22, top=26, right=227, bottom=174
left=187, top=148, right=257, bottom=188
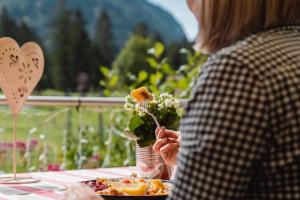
left=190, top=0, right=300, bottom=53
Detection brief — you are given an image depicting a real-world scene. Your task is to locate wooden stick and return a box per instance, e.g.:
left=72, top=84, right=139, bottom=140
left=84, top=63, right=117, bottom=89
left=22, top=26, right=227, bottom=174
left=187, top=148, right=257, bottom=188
left=13, top=115, right=17, bottom=180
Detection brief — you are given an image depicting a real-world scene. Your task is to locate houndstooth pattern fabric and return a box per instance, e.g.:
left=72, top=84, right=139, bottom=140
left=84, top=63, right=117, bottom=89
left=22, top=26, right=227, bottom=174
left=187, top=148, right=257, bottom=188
left=168, top=26, right=300, bottom=200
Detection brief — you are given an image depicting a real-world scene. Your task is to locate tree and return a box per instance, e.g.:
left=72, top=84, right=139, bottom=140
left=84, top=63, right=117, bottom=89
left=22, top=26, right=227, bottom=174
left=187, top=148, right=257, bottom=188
left=49, top=0, right=73, bottom=91
left=17, top=20, right=40, bottom=44
left=0, top=8, right=51, bottom=89
left=112, top=34, right=154, bottom=85
left=18, top=20, right=53, bottom=89
left=0, top=7, right=18, bottom=38
left=69, top=9, right=93, bottom=92
left=167, top=42, right=192, bottom=69
left=133, top=22, right=149, bottom=37
left=94, top=10, right=114, bottom=66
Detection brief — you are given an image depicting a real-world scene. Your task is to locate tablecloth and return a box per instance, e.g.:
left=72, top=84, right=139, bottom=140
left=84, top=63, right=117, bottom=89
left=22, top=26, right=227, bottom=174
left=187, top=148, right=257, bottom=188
left=0, top=166, right=137, bottom=200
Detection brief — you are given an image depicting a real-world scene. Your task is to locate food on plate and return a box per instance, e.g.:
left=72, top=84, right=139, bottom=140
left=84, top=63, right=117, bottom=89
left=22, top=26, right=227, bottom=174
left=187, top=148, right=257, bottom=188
left=83, top=178, right=170, bottom=196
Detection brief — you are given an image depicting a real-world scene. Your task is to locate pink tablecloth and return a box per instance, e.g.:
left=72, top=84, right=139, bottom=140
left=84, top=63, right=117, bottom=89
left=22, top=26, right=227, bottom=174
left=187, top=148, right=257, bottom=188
left=0, top=166, right=137, bottom=200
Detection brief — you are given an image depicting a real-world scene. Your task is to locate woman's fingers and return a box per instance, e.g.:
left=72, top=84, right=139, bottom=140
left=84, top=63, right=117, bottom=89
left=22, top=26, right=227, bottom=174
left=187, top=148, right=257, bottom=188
left=160, top=142, right=178, bottom=154
left=164, top=130, right=179, bottom=138
left=156, top=128, right=178, bottom=140
left=155, top=127, right=160, bottom=137
left=160, top=143, right=179, bottom=165
left=153, top=138, right=168, bottom=153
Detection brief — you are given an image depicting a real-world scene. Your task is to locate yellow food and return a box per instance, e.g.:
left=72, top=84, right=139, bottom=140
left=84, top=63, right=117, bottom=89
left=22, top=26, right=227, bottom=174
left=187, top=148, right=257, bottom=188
left=92, top=178, right=170, bottom=196
left=122, top=183, right=147, bottom=196
left=131, top=87, right=153, bottom=102
left=151, top=179, right=165, bottom=189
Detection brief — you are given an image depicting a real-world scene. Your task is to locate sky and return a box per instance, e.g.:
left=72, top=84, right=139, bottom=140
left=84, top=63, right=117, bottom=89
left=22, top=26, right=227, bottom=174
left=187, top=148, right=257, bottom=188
left=148, top=0, right=198, bottom=41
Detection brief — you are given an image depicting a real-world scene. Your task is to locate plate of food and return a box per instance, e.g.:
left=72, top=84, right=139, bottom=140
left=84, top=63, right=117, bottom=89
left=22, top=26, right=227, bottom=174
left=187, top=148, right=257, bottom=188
left=82, top=177, right=172, bottom=200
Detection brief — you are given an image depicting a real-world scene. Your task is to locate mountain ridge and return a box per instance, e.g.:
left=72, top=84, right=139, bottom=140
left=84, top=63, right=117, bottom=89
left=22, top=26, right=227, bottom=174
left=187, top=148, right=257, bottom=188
left=0, top=0, right=187, bottom=49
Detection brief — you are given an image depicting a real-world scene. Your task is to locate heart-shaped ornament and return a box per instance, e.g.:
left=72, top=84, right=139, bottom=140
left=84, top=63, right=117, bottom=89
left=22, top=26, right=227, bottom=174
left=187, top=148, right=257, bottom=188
left=0, top=37, right=44, bottom=115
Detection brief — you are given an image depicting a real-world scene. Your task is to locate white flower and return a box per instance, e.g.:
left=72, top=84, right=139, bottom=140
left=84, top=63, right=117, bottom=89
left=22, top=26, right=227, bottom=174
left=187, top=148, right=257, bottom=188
left=80, top=156, right=87, bottom=161
left=138, top=111, right=146, bottom=117
left=24, top=152, right=30, bottom=158
left=161, top=93, right=172, bottom=99
left=125, top=95, right=132, bottom=102
left=134, top=105, right=146, bottom=116
left=80, top=139, right=88, bottom=144
left=28, top=166, right=36, bottom=172
left=93, top=146, right=99, bottom=152
left=60, top=163, right=66, bottom=170
left=135, top=105, right=142, bottom=112
left=160, top=93, right=169, bottom=98
left=39, top=134, right=45, bottom=140
left=173, top=99, right=180, bottom=107
left=39, top=154, right=45, bottom=161
left=158, top=103, right=164, bottom=108
left=61, top=146, right=67, bottom=151
left=88, top=126, right=95, bottom=133
left=124, top=103, right=134, bottom=111
left=164, top=99, right=174, bottom=107
left=150, top=100, right=158, bottom=105
left=147, top=48, right=155, bottom=55
left=29, top=127, right=37, bottom=135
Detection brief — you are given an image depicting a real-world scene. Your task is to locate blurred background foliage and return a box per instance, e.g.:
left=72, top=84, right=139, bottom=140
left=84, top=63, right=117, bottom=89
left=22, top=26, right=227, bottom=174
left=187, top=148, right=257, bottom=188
left=0, top=0, right=207, bottom=172
left=0, top=0, right=190, bottom=93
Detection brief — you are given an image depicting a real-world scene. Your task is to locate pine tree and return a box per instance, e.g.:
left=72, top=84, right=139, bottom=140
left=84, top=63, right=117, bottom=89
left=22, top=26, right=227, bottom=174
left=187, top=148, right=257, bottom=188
left=94, top=10, right=114, bottom=66
left=133, top=22, right=149, bottom=37
left=17, top=20, right=53, bottom=89
left=49, top=0, right=73, bottom=91
left=69, top=9, right=93, bottom=92
left=0, top=7, right=18, bottom=38
left=17, top=20, right=40, bottom=44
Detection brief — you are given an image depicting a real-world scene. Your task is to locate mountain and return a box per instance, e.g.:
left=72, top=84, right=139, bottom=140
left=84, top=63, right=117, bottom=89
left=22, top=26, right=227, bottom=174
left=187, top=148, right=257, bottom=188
left=0, top=0, right=187, bottom=49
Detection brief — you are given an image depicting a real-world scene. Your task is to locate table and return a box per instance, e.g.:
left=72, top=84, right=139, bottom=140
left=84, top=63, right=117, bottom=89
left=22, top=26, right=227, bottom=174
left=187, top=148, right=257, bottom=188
left=0, top=166, right=137, bottom=200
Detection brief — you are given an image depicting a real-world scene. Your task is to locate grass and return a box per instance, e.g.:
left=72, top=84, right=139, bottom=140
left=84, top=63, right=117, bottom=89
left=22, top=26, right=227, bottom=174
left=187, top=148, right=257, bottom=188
left=0, top=104, right=131, bottom=173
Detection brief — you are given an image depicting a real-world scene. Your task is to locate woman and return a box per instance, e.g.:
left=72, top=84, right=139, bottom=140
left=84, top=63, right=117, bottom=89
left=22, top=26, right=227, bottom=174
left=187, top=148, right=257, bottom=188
left=155, top=0, right=300, bottom=200
left=63, top=0, right=300, bottom=199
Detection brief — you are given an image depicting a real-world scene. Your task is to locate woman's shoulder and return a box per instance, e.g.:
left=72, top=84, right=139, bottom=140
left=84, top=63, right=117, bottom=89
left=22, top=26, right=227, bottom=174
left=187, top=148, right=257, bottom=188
left=215, top=26, right=300, bottom=61
left=206, top=25, right=300, bottom=76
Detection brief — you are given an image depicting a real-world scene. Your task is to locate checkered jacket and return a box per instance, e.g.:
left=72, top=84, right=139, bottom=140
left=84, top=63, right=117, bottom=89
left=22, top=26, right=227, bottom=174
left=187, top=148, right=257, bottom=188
left=168, top=26, right=300, bottom=200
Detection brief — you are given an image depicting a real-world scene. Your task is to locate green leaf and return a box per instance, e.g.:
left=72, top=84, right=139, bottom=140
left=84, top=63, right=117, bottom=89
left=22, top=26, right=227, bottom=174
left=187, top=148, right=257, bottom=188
left=154, top=42, right=165, bottom=58
left=129, top=116, right=144, bottom=132
left=122, top=131, right=140, bottom=140
left=149, top=85, right=158, bottom=93
left=137, top=71, right=148, bottom=83
left=103, top=89, right=111, bottom=96
left=99, top=80, right=106, bottom=87
left=100, top=66, right=110, bottom=77
left=161, top=63, right=173, bottom=74
left=177, top=79, right=188, bottom=90
left=146, top=58, right=158, bottom=69
left=150, top=72, right=163, bottom=86
left=109, top=75, right=119, bottom=87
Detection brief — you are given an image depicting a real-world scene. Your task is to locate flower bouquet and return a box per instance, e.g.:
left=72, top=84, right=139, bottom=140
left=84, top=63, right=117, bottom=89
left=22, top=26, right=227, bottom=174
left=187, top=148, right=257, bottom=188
left=124, top=87, right=180, bottom=147
left=124, top=87, right=180, bottom=179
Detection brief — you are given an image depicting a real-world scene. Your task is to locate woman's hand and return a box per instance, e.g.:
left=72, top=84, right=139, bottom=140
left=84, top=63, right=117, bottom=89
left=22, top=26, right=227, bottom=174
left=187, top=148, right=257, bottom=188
left=153, top=127, right=180, bottom=166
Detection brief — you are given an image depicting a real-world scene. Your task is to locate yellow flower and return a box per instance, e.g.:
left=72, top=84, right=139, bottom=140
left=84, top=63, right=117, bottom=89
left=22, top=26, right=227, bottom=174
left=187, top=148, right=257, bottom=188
left=131, top=87, right=153, bottom=102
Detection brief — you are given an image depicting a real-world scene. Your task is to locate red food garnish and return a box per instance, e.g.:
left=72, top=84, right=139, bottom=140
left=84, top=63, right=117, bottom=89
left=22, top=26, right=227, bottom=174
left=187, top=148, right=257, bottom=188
left=83, top=181, right=108, bottom=192
left=121, top=179, right=131, bottom=184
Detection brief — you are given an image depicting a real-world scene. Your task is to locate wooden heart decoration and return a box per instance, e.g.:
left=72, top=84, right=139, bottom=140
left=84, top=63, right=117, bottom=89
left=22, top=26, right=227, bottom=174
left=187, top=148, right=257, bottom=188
left=0, top=37, right=44, bottom=116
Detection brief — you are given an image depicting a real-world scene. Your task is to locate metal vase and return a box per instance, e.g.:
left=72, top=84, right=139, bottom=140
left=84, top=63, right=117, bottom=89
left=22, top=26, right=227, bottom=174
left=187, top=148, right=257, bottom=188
left=136, top=143, right=171, bottom=179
